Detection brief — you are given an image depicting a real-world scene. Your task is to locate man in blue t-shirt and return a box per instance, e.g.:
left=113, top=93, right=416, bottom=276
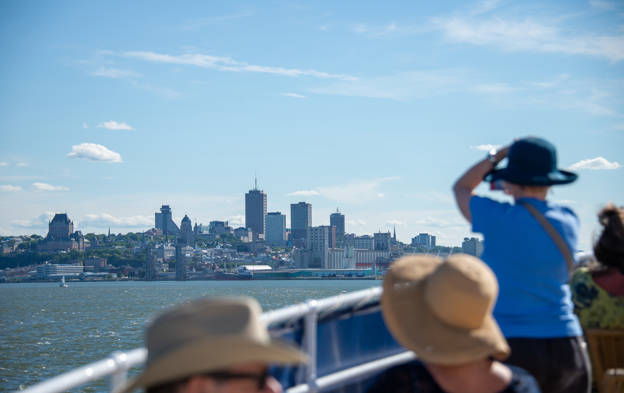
left=452, top=137, right=591, bottom=393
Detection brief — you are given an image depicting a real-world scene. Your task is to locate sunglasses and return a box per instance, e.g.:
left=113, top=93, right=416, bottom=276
left=203, top=369, right=270, bottom=390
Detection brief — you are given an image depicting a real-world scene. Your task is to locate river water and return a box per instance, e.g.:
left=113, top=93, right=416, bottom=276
left=0, top=280, right=379, bottom=392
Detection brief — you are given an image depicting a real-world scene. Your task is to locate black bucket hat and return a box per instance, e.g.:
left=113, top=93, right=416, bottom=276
left=485, top=137, right=577, bottom=186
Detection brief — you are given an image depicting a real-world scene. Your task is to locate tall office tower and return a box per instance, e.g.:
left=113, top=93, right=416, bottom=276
left=374, top=231, right=392, bottom=251
left=329, top=209, right=345, bottom=247
left=290, top=202, right=312, bottom=247
left=265, top=212, right=287, bottom=247
left=179, top=215, right=194, bottom=246
left=155, top=205, right=180, bottom=237
left=307, top=226, right=330, bottom=268
left=245, top=179, right=267, bottom=241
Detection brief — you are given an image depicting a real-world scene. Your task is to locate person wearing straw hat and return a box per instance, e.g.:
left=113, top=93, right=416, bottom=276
left=452, top=136, right=591, bottom=393
left=114, top=296, right=307, bottom=393
left=368, top=254, right=540, bottom=393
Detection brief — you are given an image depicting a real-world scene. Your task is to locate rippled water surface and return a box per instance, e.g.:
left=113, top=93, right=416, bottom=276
left=0, top=280, right=379, bottom=392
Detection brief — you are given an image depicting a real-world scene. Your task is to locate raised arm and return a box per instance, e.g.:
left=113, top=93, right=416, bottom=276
left=453, top=147, right=509, bottom=223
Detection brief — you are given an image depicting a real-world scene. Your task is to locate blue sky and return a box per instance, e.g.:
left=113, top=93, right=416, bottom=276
left=1, top=0, right=623, bottom=250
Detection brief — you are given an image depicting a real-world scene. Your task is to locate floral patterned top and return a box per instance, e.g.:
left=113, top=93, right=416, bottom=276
left=571, top=267, right=624, bottom=329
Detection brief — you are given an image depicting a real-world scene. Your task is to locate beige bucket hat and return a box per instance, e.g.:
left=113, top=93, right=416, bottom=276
left=382, top=254, right=510, bottom=365
left=116, top=296, right=307, bottom=393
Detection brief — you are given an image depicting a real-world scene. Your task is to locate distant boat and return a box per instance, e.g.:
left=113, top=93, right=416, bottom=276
left=59, top=276, right=68, bottom=288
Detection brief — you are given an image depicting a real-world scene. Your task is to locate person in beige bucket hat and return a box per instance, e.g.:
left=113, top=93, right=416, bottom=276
left=367, top=254, right=540, bottom=393
left=115, top=296, right=307, bottom=393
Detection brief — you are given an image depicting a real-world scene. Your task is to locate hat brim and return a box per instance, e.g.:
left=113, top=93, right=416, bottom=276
left=114, top=336, right=307, bottom=393
left=485, top=168, right=577, bottom=186
left=382, top=257, right=509, bottom=365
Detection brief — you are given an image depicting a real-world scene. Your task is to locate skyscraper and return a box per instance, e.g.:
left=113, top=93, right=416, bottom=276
left=155, top=205, right=180, bottom=237
left=245, top=178, right=267, bottom=241
left=265, top=212, right=286, bottom=247
left=329, top=209, right=345, bottom=247
left=290, top=202, right=312, bottom=247
left=179, top=215, right=194, bottom=246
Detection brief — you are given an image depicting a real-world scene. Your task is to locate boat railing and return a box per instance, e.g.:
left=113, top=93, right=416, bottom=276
left=17, top=286, right=416, bottom=393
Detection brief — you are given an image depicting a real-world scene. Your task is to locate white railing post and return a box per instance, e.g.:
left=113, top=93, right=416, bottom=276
left=108, top=351, right=129, bottom=393
left=303, top=300, right=318, bottom=393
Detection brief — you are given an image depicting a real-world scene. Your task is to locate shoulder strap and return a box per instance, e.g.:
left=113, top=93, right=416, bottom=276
left=518, top=200, right=575, bottom=275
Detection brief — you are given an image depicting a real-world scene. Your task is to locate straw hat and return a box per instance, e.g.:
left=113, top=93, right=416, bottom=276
left=116, top=297, right=307, bottom=393
left=382, top=254, right=510, bottom=365
left=485, top=137, right=577, bottom=186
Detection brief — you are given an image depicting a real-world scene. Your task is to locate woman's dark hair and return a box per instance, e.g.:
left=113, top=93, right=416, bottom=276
left=593, top=203, right=624, bottom=274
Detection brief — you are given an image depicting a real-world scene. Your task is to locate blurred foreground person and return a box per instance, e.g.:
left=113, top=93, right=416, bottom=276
left=115, top=297, right=307, bottom=393
left=453, top=137, right=591, bottom=393
left=572, top=204, right=624, bottom=329
left=368, top=254, right=540, bottom=393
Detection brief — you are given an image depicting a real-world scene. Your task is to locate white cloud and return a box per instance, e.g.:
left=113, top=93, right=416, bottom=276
left=386, top=219, right=405, bottom=226
left=227, top=214, right=245, bottom=227
left=316, top=177, right=399, bottom=204
left=82, top=122, right=88, bottom=129
left=282, top=92, right=306, bottom=99
left=0, top=161, right=8, bottom=167
left=67, top=143, right=122, bottom=163
left=473, top=83, right=518, bottom=94
left=31, top=182, right=69, bottom=192
left=531, top=73, right=570, bottom=88
left=97, top=121, right=133, bottom=130
left=121, top=51, right=357, bottom=81
left=569, top=157, right=621, bottom=170
left=287, top=190, right=320, bottom=197
left=589, top=0, right=616, bottom=11
left=347, top=219, right=367, bottom=227
left=471, top=0, right=501, bottom=15
left=12, top=212, right=55, bottom=229
left=434, top=16, right=624, bottom=62
left=16, top=162, right=28, bottom=167
left=311, top=70, right=463, bottom=101
left=470, top=144, right=501, bottom=151
left=81, top=213, right=152, bottom=228
left=0, top=185, right=22, bottom=192
left=92, top=67, right=141, bottom=79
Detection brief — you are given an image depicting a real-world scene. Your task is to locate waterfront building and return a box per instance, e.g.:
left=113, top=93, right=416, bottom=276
left=344, top=234, right=375, bottom=250
left=179, top=215, right=194, bottom=246
left=329, top=209, right=345, bottom=247
left=155, top=205, right=180, bottom=237
left=306, top=225, right=337, bottom=268
left=290, top=202, right=312, bottom=247
left=354, top=249, right=392, bottom=269
left=374, top=231, right=392, bottom=251
left=411, top=233, right=437, bottom=249
left=39, top=213, right=85, bottom=252
left=233, top=227, right=252, bottom=243
left=36, top=263, right=84, bottom=279
left=265, top=212, right=287, bottom=247
left=245, top=180, right=267, bottom=241
left=208, top=221, right=232, bottom=235
left=462, top=237, right=484, bottom=257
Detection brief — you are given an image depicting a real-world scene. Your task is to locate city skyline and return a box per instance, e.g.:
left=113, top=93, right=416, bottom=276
left=1, top=1, right=623, bottom=250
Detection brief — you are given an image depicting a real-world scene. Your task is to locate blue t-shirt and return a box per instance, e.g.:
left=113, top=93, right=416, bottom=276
left=470, top=196, right=582, bottom=338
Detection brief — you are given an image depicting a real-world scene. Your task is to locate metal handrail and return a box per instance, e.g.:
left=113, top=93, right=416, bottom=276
left=18, top=286, right=393, bottom=393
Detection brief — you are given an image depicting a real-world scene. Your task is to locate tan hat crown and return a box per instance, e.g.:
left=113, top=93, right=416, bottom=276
left=381, top=253, right=509, bottom=365
left=425, top=254, right=498, bottom=330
